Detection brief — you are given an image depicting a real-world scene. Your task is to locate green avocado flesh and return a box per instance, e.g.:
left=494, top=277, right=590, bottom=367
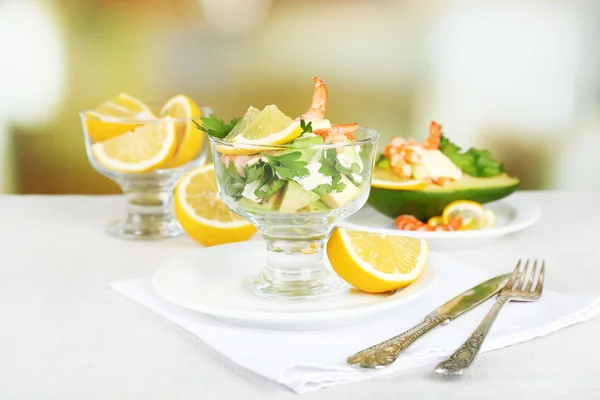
left=368, top=172, right=520, bottom=221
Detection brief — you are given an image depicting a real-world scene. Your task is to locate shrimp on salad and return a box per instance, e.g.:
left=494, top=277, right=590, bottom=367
left=301, top=77, right=359, bottom=142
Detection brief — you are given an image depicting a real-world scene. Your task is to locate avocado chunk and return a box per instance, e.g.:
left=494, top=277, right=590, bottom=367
left=336, top=140, right=362, bottom=173
left=290, top=135, right=324, bottom=148
left=271, top=136, right=324, bottom=164
left=238, top=185, right=284, bottom=213
left=279, top=181, right=320, bottom=213
left=299, top=200, right=331, bottom=213
left=321, top=175, right=360, bottom=208
left=376, top=158, right=390, bottom=169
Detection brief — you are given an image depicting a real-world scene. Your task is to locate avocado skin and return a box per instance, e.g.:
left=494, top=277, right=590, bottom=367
left=368, top=177, right=520, bottom=221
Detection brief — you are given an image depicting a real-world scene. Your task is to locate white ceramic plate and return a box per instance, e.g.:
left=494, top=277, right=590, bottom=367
left=152, top=241, right=438, bottom=330
left=337, top=196, right=541, bottom=250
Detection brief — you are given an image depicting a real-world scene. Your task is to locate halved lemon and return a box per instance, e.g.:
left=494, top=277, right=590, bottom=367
left=91, top=118, right=177, bottom=173
left=442, top=200, right=486, bottom=230
left=327, top=228, right=428, bottom=293
left=160, top=95, right=204, bottom=168
left=175, top=164, right=256, bottom=246
left=371, top=167, right=427, bottom=190
left=218, top=105, right=303, bottom=156
left=84, top=93, right=155, bottom=142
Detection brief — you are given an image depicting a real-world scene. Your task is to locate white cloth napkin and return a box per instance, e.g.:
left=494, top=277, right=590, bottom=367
left=111, top=253, right=600, bottom=394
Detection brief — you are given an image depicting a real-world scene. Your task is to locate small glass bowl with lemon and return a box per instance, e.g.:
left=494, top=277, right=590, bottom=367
left=207, top=102, right=380, bottom=300
left=80, top=93, right=212, bottom=240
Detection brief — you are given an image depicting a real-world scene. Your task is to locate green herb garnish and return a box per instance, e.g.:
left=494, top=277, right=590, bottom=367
left=300, top=119, right=313, bottom=133
left=439, top=135, right=505, bottom=177
left=194, top=114, right=241, bottom=138
left=263, top=152, right=309, bottom=180
left=220, top=161, right=245, bottom=197
left=315, top=149, right=349, bottom=193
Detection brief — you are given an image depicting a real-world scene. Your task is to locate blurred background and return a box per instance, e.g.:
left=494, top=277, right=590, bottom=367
left=1, top=0, right=599, bottom=194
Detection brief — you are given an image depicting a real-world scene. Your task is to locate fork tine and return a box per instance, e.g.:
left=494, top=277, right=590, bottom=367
left=514, top=259, right=529, bottom=290
left=535, top=261, right=545, bottom=294
left=526, top=260, right=538, bottom=291
left=505, top=259, right=522, bottom=289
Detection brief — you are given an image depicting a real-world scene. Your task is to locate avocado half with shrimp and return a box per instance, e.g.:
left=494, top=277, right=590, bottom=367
left=368, top=124, right=520, bottom=221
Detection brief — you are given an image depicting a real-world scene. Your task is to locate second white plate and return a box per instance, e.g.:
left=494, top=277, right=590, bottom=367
left=152, top=241, right=438, bottom=330
left=337, top=195, right=541, bottom=250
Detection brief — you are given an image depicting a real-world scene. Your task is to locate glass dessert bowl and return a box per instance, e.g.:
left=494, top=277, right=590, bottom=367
left=205, top=77, right=380, bottom=299
left=80, top=93, right=212, bottom=240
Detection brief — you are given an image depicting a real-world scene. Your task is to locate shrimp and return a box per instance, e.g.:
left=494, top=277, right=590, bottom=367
left=395, top=215, right=463, bottom=232
left=322, top=126, right=359, bottom=153
left=315, top=122, right=359, bottom=141
left=432, top=177, right=450, bottom=187
left=301, top=76, right=328, bottom=121
left=422, top=121, right=442, bottom=150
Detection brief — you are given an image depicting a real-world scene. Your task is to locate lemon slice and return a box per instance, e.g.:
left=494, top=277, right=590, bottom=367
left=427, top=216, right=444, bottom=227
left=232, top=105, right=303, bottom=145
left=327, top=228, right=428, bottom=293
left=160, top=95, right=204, bottom=168
left=91, top=118, right=177, bottom=173
left=371, top=167, right=427, bottom=190
left=225, top=106, right=260, bottom=140
left=442, top=200, right=486, bottom=230
left=84, top=93, right=155, bottom=142
left=174, top=164, right=256, bottom=246
left=483, top=209, right=496, bottom=228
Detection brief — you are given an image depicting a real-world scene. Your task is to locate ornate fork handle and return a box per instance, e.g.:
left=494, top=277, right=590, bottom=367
left=435, top=295, right=511, bottom=375
left=347, top=315, right=449, bottom=368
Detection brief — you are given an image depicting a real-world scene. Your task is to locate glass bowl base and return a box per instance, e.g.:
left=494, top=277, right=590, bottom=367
left=107, top=217, right=184, bottom=240
left=241, top=271, right=350, bottom=301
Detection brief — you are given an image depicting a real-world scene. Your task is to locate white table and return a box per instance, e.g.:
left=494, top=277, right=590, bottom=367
left=2, top=192, right=599, bottom=399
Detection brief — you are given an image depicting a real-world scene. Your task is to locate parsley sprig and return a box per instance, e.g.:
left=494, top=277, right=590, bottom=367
left=439, top=136, right=505, bottom=177
left=263, top=152, right=309, bottom=180
left=194, top=114, right=241, bottom=138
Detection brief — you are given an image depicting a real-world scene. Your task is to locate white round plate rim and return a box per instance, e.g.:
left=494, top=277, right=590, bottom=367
left=337, top=196, right=541, bottom=240
left=152, top=241, right=438, bottom=329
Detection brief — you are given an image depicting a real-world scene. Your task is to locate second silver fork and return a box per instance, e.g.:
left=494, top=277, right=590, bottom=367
left=434, top=259, right=545, bottom=376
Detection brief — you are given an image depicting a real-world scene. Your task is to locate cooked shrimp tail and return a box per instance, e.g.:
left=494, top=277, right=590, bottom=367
left=302, top=76, right=328, bottom=121
left=423, top=121, right=442, bottom=150
left=315, top=123, right=358, bottom=140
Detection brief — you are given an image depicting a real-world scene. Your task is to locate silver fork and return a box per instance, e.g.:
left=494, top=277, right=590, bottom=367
left=434, top=259, right=545, bottom=376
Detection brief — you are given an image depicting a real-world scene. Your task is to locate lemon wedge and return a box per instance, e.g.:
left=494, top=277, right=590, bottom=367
left=84, top=93, right=155, bottom=142
left=174, top=164, right=256, bottom=246
left=91, top=118, right=177, bottom=173
left=371, top=167, right=427, bottom=190
left=160, top=94, right=204, bottom=168
left=327, top=228, right=428, bottom=293
left=225, top=106, right=260, bottom=140
left=442, top=200, right=487, bottom=230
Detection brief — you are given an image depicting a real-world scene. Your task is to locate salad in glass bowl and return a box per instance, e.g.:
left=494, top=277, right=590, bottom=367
left=200, top=77, right=379, bottom=299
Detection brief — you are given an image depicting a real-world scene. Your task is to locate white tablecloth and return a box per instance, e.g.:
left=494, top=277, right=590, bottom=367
left=2, top=192, right=599, bottom=399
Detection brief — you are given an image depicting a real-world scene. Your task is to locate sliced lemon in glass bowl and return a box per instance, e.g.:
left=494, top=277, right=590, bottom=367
left=160, top=94, right=205, bottom=168
left=84, top=93, right=155, bottom=142
left=327, top=228, right=429, bottom=293
left=91, top=118, right=177, bottom=173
